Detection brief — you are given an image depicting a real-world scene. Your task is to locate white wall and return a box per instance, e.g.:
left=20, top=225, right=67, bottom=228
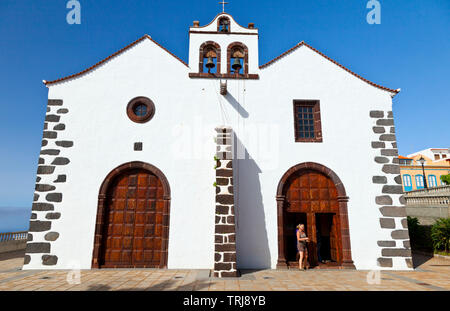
left=26, top=26, right=407, bottom=270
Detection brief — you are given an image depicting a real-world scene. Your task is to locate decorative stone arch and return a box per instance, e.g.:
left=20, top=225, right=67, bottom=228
left=276, top=162, right=354, bottom=269
left=227, top=42, right=249, bottom=75
left=91, top=161, right=171, bottom=268
left=199, top=41, right=221, bottom=74
left=217, top=16, right=231, bottom=32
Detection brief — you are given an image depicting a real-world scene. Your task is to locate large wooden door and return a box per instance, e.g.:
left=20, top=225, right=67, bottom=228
left=284, top=169, right=342, bottom=267
left=100, top=169, right=165, bottom=268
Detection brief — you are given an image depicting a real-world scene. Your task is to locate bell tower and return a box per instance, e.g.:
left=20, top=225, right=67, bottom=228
left=188, top=13, right=259, bottom=79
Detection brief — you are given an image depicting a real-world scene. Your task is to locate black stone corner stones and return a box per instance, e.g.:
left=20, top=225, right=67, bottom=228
left=46, top=193, right=63, bottom=202
left=375, top=156, right=389, bottom=164
left=382, top=185, right=403, bottom=194
left=370, top=111, right=384, bottom=118
left=379, top=206, right=407, bottom=217
left=377, top=257, right=392, bottom=268
left=45, top=212, right=61, bottom=219
left=372, top=176, right=387, bottom=184
left=45, top=115, right=60, bottom=123
left=382, top=164, right=400, bottom=174
left=54, top=175, right=67, bottom=183
left=40, top=149, right=60, bottom=155
left=371, top=141, right=385, bottom=149
left=375, top=195, right=393, bottom=205
left=32, top=202, right=54, bottom=211
left=45, top=232, right=59, bottom=241
left=379, top=134, right=396, bottom=142
left=37, top=166, right=55, bottom=175
left=48, top=99, right=63, bottom=106
left=25, top=242, right=50, bottom=253
left=381, top=248, right=411, bottom=257
left=28, top=98, right=66, bottom=266
left=53, top=124, right=65, bottom=131
left=379, top=218, right=395, bottom=229
left=35, top=184, right=56, bottom=192
left=51, top=157, right=70, bottom=165
left=376, top=119, right=394, bottom=126
left=391, top=230, right=410, bottom=240
left=56, top=141, right=74, bottom=148
left=43, top=131, right=57, bottom=139
left=42, top=255, right=58, bottom=265
left=29, top=220, right=51, bottom=232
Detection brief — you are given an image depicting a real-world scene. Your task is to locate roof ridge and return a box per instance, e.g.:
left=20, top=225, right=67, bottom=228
left=259, top=41, right=399, bottom=95
left=44, top=35, right=188, bottom=86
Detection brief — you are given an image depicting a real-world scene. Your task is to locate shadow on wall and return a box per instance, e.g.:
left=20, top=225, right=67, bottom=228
left=224, top=93, right=249, bottom=118
left=233, top=134, right=271, bottom=269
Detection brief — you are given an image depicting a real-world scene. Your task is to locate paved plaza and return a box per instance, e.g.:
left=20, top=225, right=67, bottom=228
left=0, top=251, right=448, bottom=291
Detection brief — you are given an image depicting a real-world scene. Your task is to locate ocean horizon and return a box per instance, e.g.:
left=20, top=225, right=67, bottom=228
left=0, top=206, right=31, bottom=233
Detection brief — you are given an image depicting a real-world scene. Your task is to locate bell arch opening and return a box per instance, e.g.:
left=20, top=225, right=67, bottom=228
left=227, top=42, right=248, bottom=75
left=199, top=41, right=221, bottom=74
left=217, top=16, right=230, bottom=32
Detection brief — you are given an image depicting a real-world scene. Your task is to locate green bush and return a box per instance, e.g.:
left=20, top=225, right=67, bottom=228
left=431, top=218, right=450, bottom=253
left=440, top=174, right=450, bottom=185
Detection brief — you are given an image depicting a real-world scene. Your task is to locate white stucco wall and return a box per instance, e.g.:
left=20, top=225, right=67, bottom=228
left=25, top=14, right=409, bottom=270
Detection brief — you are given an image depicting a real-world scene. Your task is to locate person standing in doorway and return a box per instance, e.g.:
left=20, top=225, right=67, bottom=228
left=296, top=224, right=309, bottom=270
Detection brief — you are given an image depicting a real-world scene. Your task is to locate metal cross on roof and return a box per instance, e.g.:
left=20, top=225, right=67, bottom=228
left=219, top=1, right=228, bottom=13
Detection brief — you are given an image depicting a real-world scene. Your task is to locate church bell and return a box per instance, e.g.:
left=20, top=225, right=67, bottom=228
left=205, top=57, right=215, bottom=73
left=232, top=58, right=242, bottom=73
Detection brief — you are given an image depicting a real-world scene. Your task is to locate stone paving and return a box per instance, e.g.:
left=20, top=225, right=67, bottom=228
left=0, top=253, right=448, bottom=291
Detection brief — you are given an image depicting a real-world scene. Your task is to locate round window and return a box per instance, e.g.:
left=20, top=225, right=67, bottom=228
left=126, top=97, right=155, bottom=123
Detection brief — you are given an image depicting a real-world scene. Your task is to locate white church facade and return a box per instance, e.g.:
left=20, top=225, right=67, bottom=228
left=24, top=13, right=412, bottom=274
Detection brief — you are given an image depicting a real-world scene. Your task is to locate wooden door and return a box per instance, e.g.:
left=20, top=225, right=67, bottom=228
left=100, top=169, right=165, bottom=268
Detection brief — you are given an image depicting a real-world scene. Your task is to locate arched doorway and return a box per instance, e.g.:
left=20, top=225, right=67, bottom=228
left=91, top=161, right=170, bottom=268
left=276, top=162, right=354, bottom=269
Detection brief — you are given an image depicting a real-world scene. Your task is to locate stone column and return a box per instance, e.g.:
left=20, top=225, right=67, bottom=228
left=214, top=126, right=238, bottom=277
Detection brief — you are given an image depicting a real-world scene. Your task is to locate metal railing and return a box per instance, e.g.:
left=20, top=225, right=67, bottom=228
left=0, top=231, right=28, bottom=242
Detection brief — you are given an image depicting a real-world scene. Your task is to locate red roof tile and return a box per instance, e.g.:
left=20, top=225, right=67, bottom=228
left=44, top=35, right=188, bottom=86
left=259, top=41, right=399, bottom=95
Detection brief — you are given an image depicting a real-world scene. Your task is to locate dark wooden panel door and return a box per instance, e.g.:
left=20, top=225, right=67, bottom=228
left=285, top=170, right=339, bottom=214
left=100, top=169, right=165, bottom=268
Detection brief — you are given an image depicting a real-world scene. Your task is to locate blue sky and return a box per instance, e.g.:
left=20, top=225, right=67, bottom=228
left=0, top=0, right=448, bottom=229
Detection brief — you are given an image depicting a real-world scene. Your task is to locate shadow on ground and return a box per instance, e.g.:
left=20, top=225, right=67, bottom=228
left=85, top=278, right=211, bottom=291
left=411, top=251, right=433, bottom=269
